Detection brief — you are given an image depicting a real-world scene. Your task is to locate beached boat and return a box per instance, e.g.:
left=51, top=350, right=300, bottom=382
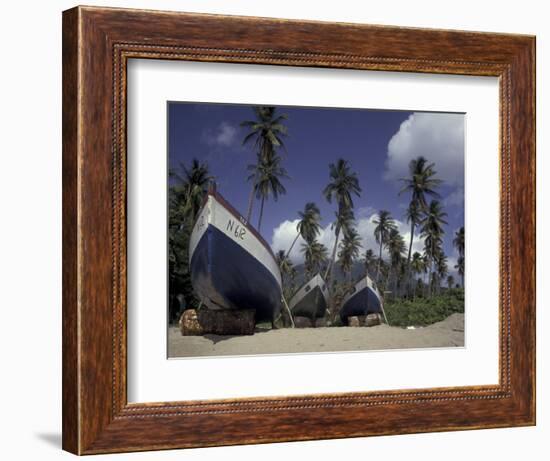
left=188, top=186, right=282, bottom=324
left=289, top=273, right=329, bottom=322
left=339, top=275, right=387, bottom=324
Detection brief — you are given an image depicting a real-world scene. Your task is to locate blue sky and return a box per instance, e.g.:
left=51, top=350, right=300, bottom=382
left=168, top=102, right=464, bottom=273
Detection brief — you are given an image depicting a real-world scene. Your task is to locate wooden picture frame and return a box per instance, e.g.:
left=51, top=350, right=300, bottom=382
left=62, top=5, right=535, bottom=455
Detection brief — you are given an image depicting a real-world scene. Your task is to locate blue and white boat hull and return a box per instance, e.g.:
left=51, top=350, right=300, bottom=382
left=340, top=275, right=385, bottom=324
left=188, top=191, right=282, bottom=323
left=289, top=273, right=329, bottom=320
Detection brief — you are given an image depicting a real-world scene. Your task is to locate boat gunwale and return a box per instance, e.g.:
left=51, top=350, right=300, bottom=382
left=194, top=189, right=278, bottom=262
left=341, top=275, right=382, bottom=308
left=290, top=272, right=326, bottom=300
left=289, top=273, right=326, bottom=306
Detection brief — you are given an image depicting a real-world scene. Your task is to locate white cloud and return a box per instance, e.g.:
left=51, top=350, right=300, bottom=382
left=356, top=205, right=376, bottom=219
left=384, top=112, right=464, bottom=188
left=444, top=187, right=464, bottom=207
left=270, top=219, right=341, bottom=264
left=202, top=121, right=238, bottom=148
left=271, top=212, right=423, bottom=264
left=394, top=219, right=424, bottom=257
left=271, top=219, right=304, bottom=262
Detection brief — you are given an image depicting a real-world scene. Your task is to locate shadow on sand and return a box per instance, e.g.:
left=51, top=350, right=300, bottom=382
left=202, top=328, right=272, bottom=344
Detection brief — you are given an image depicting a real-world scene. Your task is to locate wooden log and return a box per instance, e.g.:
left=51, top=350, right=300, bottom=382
left=315, top=317, right=327, bottom=327
left=179, top=309, right=205, bottom=336
left=179, top=309, right=256, bottom=336
left=365, top=313, right=382, bottom=327
left=293, top=316, right=313, bottom=328
left=348, top=316, right=361, bottom=327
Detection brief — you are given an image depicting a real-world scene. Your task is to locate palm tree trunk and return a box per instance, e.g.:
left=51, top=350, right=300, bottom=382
left=285, top=233, right=300, bottom=260
left=376, top=240, right=383, bottom=283
left=426, top=263, right=430, bottom=298
left=407, top=222, right=414, bottom=264
left=430, top=260, right=435, bottom=298
left=257, top=196, right=265, bottom=232
left=324, top=226, right=340, bottom=286
left=422, top=267, right=427, bottom=298
left=428, top=261, right=432, bottom=297
left=324, top=226, right=340, bottom=323
left=461, top=253, right=465, bottom=288
left=426, top=247, right=431, bottom=297
left=429, top=241, right=435, bottom=298
left=406, top=220, right=415, bottom=297
left=246, top=171, right=258, bottom=223
left=393, top=266, right=398, bottom=300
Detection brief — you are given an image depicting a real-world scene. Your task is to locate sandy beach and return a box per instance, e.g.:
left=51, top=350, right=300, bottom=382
left=168, top=313, right=464, bottom=358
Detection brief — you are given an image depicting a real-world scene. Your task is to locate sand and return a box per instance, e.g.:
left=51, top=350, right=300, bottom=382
left=168, top=313, right=464, bottom=358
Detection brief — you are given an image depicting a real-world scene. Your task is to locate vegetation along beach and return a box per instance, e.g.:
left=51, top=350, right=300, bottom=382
left=168, top=103, right=465, bottom=357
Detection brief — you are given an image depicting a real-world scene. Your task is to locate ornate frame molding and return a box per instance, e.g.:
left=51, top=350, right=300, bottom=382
left=63, top=6, right=535, bottom=454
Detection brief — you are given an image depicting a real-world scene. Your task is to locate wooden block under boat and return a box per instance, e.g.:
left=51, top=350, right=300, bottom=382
left=179, top=308, right=256, bottom=336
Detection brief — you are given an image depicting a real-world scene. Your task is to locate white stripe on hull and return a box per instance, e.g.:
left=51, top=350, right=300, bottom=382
left=289, top=273, right=329, bottom=310
left=189, top=194, right=282, bottom=288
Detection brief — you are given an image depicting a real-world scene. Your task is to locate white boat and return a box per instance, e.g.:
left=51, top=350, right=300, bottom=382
left=339, top=275, right=387, bottom=324
left=288, top=273, right=329, bottom=322
left=188, top=186, right=282, bottom=323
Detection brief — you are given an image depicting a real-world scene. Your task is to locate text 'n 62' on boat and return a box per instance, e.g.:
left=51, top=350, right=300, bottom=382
left=339, top=275, right=388, bottom=325
left=188, top=184, right=282, bottom=324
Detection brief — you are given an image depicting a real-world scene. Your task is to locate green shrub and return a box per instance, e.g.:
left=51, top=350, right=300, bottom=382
left=384, top=289, right=464, bottom=327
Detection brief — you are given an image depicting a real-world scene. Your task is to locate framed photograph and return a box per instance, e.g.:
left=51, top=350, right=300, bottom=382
left=62, top=6, right=535, bottom=455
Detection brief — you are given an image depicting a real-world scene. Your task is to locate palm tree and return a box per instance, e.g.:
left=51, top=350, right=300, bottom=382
left=322, top=159, right=362, bottom=288
left=420, top=200, right=448, bottom=296
left=424, top=240, right=443, bottom=295
left=403, top=201, right=421, bottom=295
left=323, top=159, right=362, bottom=211
left=276, top=250, right=294, bottom=280
left=169, top=158, right=213, bottom=221
left=435, top=252, right=448, bottom=294
left=276, top=249, right=296, bottom=297
left=410, top=251, right=425, bottom=299
left=453, top=226, right=465, bottom=256
left=168, top=158, right=212, bottom=321
left=410, top=251, right=425, bottom=277
left=301, top=240, right=328, bottom=279
left=275, top=249, right=296, bottom=327
left=376, top=260, right=391, bottom=291
left=338, top=227, right=363, bottom=283
left=377, top=258, right=391, bottom=293
left=387, top=228, right=406, bottom=297
left=447, top=274, right=455, bottom=290
left=403, top=201, right=421, bottom=263
left=312, top=242, right=329, bottom=276
left=399, top=156, right=442, bottom=290
left=325, top=207, right=355, bottom=281
left=364, top=248, right=377, bottom=278
left=373, top=210, right=397, bottom=282
left=285, top=202, right=322, bottom=259
left=453, top=227, right=465, bottom=287
left=455, top=256, right=465, bottom=288
left=247, top=153, right=289, bottom=232
left=421, top=253, right=430, bottom=297
left=241, top=106, right=288, bottom=222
